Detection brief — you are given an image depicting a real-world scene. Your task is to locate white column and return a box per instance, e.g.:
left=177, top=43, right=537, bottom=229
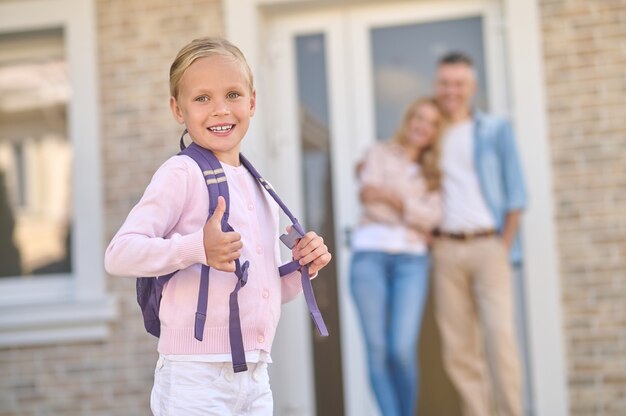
left=503, top=0, right=570, bottom=415
left=223, top=0, right=267, bottom=172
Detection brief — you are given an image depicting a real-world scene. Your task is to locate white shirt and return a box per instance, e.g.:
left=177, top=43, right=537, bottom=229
left=351, top=223, right=427, bottom=255
left=440, top=120, right=496, bottom=232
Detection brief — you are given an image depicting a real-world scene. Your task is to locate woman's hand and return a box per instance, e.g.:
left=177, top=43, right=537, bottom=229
left=360, top=185, right=404, bottom=214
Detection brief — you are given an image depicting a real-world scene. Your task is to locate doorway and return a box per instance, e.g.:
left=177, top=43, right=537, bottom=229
left=264, top=1, right=531, bottom=414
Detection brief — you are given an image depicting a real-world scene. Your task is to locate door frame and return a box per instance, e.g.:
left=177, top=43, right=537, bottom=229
left=264, top=11, right=349, bottom=416
left=224, top=1, right=570, bottom=415
left=263, top=4, right=512, bottom=415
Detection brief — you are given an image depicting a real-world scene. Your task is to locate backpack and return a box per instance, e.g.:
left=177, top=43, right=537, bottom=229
left=136, top=131, right=328, bottom=373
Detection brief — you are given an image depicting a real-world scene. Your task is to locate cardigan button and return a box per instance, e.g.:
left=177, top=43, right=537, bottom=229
left=257, top=335, right=265, bottom=343
left=262, top=290, right=269, bottom=299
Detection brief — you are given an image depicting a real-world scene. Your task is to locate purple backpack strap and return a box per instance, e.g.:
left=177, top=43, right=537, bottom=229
left=179, top=144, right=219, bottom=343
left=239, top=154, right=329, bottom=337
left=180, top=132, right=249, bottom=373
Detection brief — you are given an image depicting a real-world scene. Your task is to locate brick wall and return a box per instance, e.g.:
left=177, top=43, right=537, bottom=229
left=3, top=0, right=624, bottom=414
left=0, top=1, right=224, bottom=415
left=540, top=1, right=626, bottom=414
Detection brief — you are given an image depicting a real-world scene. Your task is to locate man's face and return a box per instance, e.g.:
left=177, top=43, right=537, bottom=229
left=435, top=63, right=476, bottom=118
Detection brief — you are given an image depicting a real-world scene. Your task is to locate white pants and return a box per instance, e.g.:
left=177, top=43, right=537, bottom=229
left=150, top=356, right=273, bottom=416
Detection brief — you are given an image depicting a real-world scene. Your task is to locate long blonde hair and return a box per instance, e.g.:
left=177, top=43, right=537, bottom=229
left=392, top=97, right=443, bottom=192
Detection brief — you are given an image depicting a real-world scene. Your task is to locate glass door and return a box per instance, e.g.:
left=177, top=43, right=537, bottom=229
left=348, top=4, right=523, bottom=415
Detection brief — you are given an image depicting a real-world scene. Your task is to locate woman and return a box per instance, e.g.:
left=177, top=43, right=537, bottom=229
left=350, top=97, right=443, bottom=416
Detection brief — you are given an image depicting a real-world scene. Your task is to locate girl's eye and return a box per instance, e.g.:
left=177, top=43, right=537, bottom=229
left=227, top=92, right=241, bottom=99
left=196, top=96, right=209, bottom=103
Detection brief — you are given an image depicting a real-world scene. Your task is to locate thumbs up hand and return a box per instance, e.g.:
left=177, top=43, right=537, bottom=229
left=203, top=196, right=242, bottom=272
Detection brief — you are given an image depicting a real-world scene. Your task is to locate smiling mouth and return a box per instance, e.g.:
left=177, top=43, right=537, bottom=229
left=208, top=124, right=234, bottom=133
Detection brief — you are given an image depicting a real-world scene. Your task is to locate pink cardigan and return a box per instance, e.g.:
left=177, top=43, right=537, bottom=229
left=105, top=155, right=304, bottom=355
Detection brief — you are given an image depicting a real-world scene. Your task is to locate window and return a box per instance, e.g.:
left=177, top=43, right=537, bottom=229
left=0, top=28, right=72, bottom=278
left=370, top=16, right=488, bottom=140
left=0, top=0, right=116, bottom=347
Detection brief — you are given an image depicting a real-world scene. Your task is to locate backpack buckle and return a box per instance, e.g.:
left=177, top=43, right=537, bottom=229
left=239, top=261, right=250, bottom=287
left=279, top=223, right=304, bottom=249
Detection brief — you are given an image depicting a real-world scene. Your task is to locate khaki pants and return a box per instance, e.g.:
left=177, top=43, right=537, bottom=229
left=432, top=237, right=522, bottom=416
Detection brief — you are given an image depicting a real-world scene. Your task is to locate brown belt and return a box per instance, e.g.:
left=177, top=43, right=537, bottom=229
left=434, top=229, right=497, bottom=241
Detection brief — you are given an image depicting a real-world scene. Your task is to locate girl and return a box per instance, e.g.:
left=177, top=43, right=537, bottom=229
left=350, top=97, right=443, bottom=416
left=105, top=37, right=331, bottom=416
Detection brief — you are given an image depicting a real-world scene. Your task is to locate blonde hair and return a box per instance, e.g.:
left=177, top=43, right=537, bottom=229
left=169, top=37, right=254, bottom=98
left=393, top=97, right=443, bottom=192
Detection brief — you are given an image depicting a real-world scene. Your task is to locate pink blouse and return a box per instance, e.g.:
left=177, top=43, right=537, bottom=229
left=357, top=141, right=442, bottom=245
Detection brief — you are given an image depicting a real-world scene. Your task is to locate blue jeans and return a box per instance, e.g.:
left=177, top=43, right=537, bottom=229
left=350, top=251, right=430, bottom=416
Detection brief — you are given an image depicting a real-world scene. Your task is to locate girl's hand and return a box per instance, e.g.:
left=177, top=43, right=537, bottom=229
left=291, top=230, right=332, bottom=276
left=203, top=196, right=242, bottom=272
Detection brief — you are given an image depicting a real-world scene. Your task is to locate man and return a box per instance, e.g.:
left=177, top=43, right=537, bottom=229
left=432, top=52, right=527, bottom=416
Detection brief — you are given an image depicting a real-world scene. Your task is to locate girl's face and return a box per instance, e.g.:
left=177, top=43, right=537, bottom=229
left=170, top=55, right=256, bottom=165
left=403, top=102, right=440, bottom=150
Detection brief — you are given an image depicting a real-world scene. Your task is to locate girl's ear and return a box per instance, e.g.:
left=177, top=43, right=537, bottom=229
left=249, top=89, right=257, bottom=117
left=169, top=96, right=185, bottom=124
